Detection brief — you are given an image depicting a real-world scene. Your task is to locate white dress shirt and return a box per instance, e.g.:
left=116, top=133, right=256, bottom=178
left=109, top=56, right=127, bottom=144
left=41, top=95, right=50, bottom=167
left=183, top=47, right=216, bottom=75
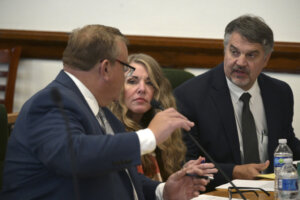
left=64, top=71, right=164, bottom=199
left=226, top=78, right=269, bottom=164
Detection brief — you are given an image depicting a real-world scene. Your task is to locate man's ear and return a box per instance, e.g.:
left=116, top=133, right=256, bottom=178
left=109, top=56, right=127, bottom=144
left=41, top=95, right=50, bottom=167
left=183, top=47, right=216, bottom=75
left=99, top=59, right=110, bottom=80
left=263, top=53, right=272, bottom=68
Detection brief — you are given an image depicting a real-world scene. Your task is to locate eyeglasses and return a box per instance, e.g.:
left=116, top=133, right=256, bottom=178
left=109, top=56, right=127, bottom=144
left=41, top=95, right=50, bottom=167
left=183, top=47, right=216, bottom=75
left=115, top=59, right=135, bottom=77
left=228, top=186, right=270, bottom=199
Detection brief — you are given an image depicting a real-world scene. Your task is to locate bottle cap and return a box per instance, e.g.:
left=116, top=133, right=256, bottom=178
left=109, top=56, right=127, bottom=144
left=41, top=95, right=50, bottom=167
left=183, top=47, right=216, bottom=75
left=278, top=138, right=287, bottom=144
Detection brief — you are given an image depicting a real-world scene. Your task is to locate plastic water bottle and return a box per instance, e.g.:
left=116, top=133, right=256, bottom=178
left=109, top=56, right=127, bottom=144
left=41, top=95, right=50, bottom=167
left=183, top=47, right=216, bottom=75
left=274, top=139, right=293, bottom=199
left=278, top=158, right=298, bottom=199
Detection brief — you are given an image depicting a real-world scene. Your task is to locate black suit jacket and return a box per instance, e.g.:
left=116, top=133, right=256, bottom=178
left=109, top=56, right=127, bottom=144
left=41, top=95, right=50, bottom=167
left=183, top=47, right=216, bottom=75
left=174, top=63, right=300, bottom=188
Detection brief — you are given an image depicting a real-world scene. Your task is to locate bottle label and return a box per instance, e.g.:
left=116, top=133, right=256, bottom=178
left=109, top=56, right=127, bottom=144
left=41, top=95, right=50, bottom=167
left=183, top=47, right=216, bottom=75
left=279, top=179, right=298, bottom=191
left=274, top=157, right=290, bottom=168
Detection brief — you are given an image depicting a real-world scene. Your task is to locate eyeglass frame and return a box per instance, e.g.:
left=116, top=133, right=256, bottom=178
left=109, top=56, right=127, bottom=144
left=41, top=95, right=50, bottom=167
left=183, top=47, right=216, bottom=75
left=115, top=59, right=135, bottom=77
left=228, top=186, right=270, bottom=199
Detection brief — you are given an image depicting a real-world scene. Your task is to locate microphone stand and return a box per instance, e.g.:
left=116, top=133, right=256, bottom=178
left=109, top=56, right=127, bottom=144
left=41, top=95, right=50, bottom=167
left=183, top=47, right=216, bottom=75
left=51, top=88, right=80, bottom=200
left=150, top=99, right=246, bottom=200
left=187, top=134, right=246, bottom=200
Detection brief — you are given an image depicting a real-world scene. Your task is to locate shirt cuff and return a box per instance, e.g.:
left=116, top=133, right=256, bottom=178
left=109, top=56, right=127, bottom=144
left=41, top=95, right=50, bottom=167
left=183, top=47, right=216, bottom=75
left=155, top=182, right=165, bottom=200
left=136, top=128, right=156, bottom=155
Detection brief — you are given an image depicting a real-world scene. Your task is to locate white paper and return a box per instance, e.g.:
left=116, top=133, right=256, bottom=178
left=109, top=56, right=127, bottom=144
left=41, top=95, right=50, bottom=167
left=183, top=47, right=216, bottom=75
left=216, top=179, right=274, bottom=191
left=293, top=160, right=300, bottom=165
left=192, top=194, right=242, bottom=200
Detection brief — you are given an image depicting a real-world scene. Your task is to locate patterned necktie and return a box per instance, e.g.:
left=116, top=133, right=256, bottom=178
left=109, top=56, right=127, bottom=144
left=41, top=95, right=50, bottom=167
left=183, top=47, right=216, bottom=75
left=240, top=93, right=260, bottom=163
left=97, top=108, right=113, bottom=135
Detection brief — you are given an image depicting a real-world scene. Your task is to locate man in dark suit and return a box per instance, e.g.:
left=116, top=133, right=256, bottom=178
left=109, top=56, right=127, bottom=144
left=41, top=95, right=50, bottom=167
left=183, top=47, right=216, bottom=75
left=174, top=15, right=300, bottom=189
left=0, top=24, right=210, bottom=200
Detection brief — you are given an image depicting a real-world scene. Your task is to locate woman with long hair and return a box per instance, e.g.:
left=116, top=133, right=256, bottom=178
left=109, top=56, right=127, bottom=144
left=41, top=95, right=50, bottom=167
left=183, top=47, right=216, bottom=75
left=110, top=53, right=187, bottom=181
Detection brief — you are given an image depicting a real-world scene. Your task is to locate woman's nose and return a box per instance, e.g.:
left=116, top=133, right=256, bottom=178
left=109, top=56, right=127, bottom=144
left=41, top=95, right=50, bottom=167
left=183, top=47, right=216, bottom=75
left=137, top=82, right=146, bottom=94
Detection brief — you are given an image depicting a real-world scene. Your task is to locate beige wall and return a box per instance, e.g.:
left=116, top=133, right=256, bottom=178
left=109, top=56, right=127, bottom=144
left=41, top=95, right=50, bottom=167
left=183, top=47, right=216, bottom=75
left=1, top=0, right=299, bottom=138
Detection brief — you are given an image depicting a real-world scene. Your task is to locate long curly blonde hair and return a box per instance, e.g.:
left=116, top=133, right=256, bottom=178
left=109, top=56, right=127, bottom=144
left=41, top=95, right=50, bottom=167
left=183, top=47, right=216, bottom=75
left=109, top=53, right=186, bottom=181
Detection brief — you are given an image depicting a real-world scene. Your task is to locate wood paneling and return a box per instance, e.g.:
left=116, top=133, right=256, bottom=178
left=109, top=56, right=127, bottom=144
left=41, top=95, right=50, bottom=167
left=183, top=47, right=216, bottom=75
left=0, top=29, right=299, bottom=73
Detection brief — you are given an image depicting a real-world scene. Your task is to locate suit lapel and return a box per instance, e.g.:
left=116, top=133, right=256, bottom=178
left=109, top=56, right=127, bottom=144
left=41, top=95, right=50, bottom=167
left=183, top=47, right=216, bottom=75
left=258, top=75, right=278, bottom=169
left=54, top=70, right=105, bottom=135
left=102, top=107, right=126, bottom=134
left=210, top=64, right=241, bottom=163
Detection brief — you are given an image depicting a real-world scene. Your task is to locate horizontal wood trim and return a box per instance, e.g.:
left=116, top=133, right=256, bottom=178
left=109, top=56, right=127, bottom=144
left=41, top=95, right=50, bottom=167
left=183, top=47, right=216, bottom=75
left=7, top=112, right=18, bottom=124
left=0, top=29, right=299, bottom=73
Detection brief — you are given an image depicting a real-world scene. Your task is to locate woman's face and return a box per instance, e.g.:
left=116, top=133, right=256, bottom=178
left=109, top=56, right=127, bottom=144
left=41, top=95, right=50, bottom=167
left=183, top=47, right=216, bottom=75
left=124, top=62, right=155, bottom=121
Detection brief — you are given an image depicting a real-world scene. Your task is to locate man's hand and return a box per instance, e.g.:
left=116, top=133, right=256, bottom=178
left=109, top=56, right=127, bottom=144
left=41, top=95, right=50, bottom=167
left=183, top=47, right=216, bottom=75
left=148, top=108, right=194, bottom=145
left=233, top=160, right=270, bottom=179
left=183, top=156, right=218, bottom=178
left=163, top=166, right=209, bottom=200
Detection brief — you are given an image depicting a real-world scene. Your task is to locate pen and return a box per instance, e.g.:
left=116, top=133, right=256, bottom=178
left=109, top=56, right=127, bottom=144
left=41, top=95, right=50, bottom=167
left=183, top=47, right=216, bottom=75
left=185, top=173, right=214, bottom=180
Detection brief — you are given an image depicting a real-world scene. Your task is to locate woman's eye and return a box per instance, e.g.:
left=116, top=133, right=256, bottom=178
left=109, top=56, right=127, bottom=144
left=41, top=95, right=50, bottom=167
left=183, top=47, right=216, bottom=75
left=126, top=79, right=137, bottom=84
left=146, top=81, right=153, bottom=86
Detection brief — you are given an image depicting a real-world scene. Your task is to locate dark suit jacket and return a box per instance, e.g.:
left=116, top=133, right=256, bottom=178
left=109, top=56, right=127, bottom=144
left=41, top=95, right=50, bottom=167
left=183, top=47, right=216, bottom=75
left=1, top=70, right=159, bottom=200
left=174, top=63, right=300, bottom=189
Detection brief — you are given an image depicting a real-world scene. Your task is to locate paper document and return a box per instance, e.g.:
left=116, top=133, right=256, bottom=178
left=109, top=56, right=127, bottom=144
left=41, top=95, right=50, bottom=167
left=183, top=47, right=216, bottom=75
left=255, top=173, right=275, bottom=180
left=192, top=194, right=242, bottom=200
left=216, top=179, right=274, bottom=191
left=293, top=160, right=300, bottom=165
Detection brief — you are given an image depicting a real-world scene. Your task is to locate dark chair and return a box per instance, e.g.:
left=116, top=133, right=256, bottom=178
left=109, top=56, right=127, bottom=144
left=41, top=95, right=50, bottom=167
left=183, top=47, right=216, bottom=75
left=0, top=47, right=22, bottom=113
left=162, top=68, right=195, bottom=89
left=0, top=104, right=9, bottom=190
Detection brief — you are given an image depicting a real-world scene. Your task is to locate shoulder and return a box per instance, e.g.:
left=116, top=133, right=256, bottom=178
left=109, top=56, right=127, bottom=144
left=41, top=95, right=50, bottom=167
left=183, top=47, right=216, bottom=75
left=174, top=63, right=224, bottom=98
left=259, top=73, right=293, bottom=94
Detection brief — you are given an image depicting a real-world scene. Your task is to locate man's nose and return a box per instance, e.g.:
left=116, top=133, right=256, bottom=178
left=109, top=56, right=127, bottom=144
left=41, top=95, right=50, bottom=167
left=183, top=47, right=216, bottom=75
left=236, top=54, right=247, bottom=66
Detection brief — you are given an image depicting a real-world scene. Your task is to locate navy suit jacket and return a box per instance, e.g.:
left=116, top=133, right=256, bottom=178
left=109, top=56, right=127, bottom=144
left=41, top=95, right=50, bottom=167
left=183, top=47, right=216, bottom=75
left=1, top=70, right=159, bottom=200
left=174, top=63, right=300, bottom=188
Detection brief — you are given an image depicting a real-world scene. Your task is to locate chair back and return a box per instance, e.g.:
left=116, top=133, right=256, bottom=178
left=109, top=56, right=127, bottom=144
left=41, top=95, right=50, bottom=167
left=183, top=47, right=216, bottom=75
left=0, top=104, right=8, bottom=190
left=162, top=68, right=195, bottom=90
left=0, top=47, right=22, bottom=113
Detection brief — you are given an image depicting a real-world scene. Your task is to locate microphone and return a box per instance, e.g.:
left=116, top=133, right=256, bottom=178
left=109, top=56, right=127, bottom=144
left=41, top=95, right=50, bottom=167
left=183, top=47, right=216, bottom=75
left=150, top=99, right=246, bottom=200
left=51, top=87, right=80, bottom=200
left=150, top=99, right=165, bottom=110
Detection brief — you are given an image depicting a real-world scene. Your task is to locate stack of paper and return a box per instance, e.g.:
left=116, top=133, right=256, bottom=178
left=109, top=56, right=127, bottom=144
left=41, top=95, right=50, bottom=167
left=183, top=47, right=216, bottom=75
left=192, top=194, right=242, bottom=200
left=216, top=179, right=274, bottom=191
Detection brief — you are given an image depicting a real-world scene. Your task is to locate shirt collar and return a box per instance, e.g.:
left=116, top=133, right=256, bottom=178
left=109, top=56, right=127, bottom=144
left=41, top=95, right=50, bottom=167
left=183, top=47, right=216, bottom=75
left=64, top=70, right=99, bottom=117
left=226, top=77, right=260, bottom=104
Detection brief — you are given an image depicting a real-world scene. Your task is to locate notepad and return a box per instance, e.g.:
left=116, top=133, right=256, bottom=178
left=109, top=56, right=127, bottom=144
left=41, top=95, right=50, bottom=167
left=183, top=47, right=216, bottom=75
left=255, top=173, right=275, bottom=180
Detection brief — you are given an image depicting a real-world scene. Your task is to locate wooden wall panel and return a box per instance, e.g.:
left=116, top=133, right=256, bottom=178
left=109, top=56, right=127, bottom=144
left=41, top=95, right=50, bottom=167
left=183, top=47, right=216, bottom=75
left=0, top=29, right=299, bottom=73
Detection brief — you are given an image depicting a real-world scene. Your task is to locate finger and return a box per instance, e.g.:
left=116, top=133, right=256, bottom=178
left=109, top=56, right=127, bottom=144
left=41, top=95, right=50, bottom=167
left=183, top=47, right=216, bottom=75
left=194, top=156, right=205, bottom=165
left=193, top=191, right=200, bottom=197
left=256, top=160, right=270, bottom=171
left=198, top=163, right=215, bottom=169
left=193, top=184, right=207, bottom=192
left=183, top=160, right=196, bottom=168
left=162, top=108, right=189, bottom=120
left=201, top=168, right=218, bottom=175
left=193, top=178, right=209, bottom=186
left=184, top=157, right=204, bottom=168
left=173, top=168, right=188, bottom=181
left=181, top=120, right=195, bottom=131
